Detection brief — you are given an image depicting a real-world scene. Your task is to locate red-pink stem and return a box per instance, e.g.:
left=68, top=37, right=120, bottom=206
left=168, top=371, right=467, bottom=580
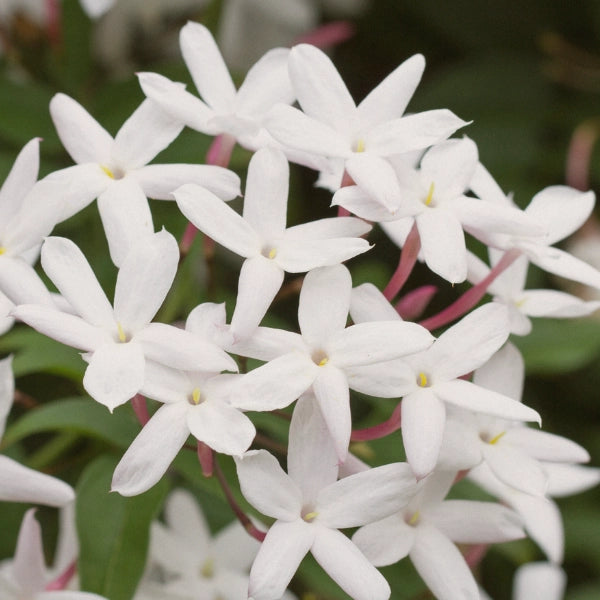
left=197, top=441, right=214, bottom=477
left=419, top=249, right=521, bottom=331
left=395, top=285, right=437, bottom=321
left=351, top=402, right=402, bottom=442
left=45, top=560, right=76, bottom=590
left=45, top=0, right=62, bottom=48
left=464, top=543, right=489, bottom=569
left=566, top=119, right=600, bottom=191
left=131, top=394, right=150, bottom=427
left=214, top=458, right=266, bottom=542
left=293, top=21, right=356, bottom=49
left=383, top=221, right=421, bottom=301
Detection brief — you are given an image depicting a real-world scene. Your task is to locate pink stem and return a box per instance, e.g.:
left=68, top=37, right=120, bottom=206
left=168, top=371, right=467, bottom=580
left=197, top=441, right=214, bottom=477
left=45, top=561, right=76, bottom=591
left=214, top=458, right=266, bottom=542
left=566, top=119, right=600, bottom=191
left=351, top=402, right=402, bottom=442
left=419, top=249, right=521, bottom=331
left=464, top=543, right=489, bottom=569
left=395, top=285, right=437, bottom=321
left=383, top=221, right=421, bottom=301
left=45, top=0, right=62, bottom=48
left=131, top=394, right=150, bottom=427
left=293, top=21, right=356, bottom=49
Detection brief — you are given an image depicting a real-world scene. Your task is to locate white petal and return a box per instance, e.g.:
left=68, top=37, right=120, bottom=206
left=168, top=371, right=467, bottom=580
left=428, top=303, right=510, bottom=382
left=50, top=93, right=113, bottom=165
left=298, top=264, right=351, bottom=348
left=503, top=427, right=590, bottom=463
left=285, top=216, right=372, bottom=240
left=228, top=327, right=306, bottom=362
left=350, top=283, right=402, bottom=323
left=525, top=186, right=595, bottom=245
left=317, top=462, right=418, bottom=528
left=545, top=463, right=600, bottom=497
left=0, top=256, right=54, bottom=306
left=235, top=450, right=302, bottom=520
left=175, top=183, right=261, bottom=257
left=112, top=99, right=183, bottom=170
left=401, top=389, right=446, bottom=479
left=332, top=185, right=399, bottom=222
left=186, top=399, right=255, bottom=456
left=287, top=394, right=339, bottom=503
left=330, top=321, right=433, bottom=368
left=113, top=230, right=178, bottom=331
left=417, top=208, right=467, bottom=284
left=346, top=360, right=416, bottom=398
left=513, top=562, right=566, bottom=600
left=429, top=500, right=524, bottom=543
left=473, top=341, right=524, bottom=401
left=352, top=514, right=415, bottom=566
left=248, top=519, right=314, bottom=600
left=140, top=361, right=190, bottom=404
left=111, top=402, right=190, bottom=496
left=518, top=288, right=600, bottom=318
left=41, top=237, right=115, bottom=329
left=133, top=164, right=240, bottom=201
left=243, top=147, right=289, bottom=240
left=230, top=256, right=285, bottom=340
left=311, top=526, right=391, bottom=600
left=410, top=524, right=479, bottom=600
left=97, top=179, right=154, bottom=267
left=13, top=509, right=46, bottom=594
left=83, top=341, right=145, bottom=411
left=181, top=22, right=236, bottom=112
left=357, top=54, right=425, bottom=130
left=289, top=44, right=356, bottom=132
left=0, top=455, right=74, bottom=506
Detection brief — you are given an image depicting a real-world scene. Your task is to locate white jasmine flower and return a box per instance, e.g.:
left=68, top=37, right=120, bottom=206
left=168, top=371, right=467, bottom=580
left=48, top=93, right=240, bottom=265
left=235, top=395, right=420, bottom=600
left=13, top=232, right=236, bottom=412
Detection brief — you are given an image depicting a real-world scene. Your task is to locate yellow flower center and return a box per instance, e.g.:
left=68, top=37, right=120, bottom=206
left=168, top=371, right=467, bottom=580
left=117, top=322, right=127, bottom=343
left=416, top=372, right=429, bottom=387
left=423, top=182, right=435, bottom=206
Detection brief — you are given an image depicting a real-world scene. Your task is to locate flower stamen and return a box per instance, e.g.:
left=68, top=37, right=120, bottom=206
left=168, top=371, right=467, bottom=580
left=117, top=322, right=127, bottom=343
left=424, top=182, right=435, bottom=206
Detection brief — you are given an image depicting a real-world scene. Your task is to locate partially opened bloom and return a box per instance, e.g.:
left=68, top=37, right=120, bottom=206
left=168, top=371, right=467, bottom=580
left=0, top=356, right=75, bottom=506
left=175, top=146, right=372, bottom=339
left=48, top=93, right=240, bottom=265
left=13, top=231, right=236, bottom=411
left=353, top=470, right=525, bottom=600
left=235, top=395, right=420, bottom=600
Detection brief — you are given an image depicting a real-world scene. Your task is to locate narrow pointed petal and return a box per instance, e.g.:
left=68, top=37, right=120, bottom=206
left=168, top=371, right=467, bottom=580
left=436, top=380, right=540, bottom=423
left=243, top=147, right=289, bottom=241
left=288, top=394, right=339, bottom=502
left=332, top=186, right=398, bottom=222
left=12, top=304, right=111, bottom=351
left=473, top=342, right=524, bottom=401
left=358, top=54, right=425, bottom=130
left=83, top=341, right=145, bottom=411
left=112, top=99, right=184, bottom=170
left=175, top=183, right=261, bottom=257
left=317, top=462, right=418, bottom=528
left=514, top=562, right=566, bottom=600
left=133, top=164, right=240, bottom=201
left=313, top=365, right=351, bottom=461
left=350, top=283, right=402, bottom=323
left=285, top=216, right=372, bottom=240
left=545, top=463, right=600, bottom=497
left=0, top=456, right=74, bottom=506
left=518, top=289, right=600, bottom=318
left=503, top=427, right=590, bottom=463
left=114, top=230, right=178, bottom=330
left=228, top=327, right=306, bottom=362
left=401, top=389, right=446, bottom=479
left=136, top=323, right=238, bottom=372
left=0, top=138, right=39, bottom=224
left=230, top=256, right=284, bottom=340
left=13, top=509, right=46, bottom=594
left=163, top=489, right=211, bottom=549
left=50, top=93, right=113, bottom=165
left=368, top=110, right=468, bottom=156
left=353, top=514, right=415, bottom=566
left=233, top=352, right=316, bottom=411
left=137, top=72, right=217, bottom=133
left=112, top=402, right=190, bottom=496
left=346, top=360, right=416, bottom=398
left=417, top=208, right=467, bottom=284
left=186, top=400, right=255, bottom=456
left=181, top=22, right=236, bottom=111
left=410, top=524, right=479, bottom=600
left=41, top=237, right=115, bottom=329
left=429, top=500, right=524, bottom=543
left=298, top=264, right=351, bottom=348
left=97, top=180, right=155, bottom=267
left=235, top=450, right=303, bottom=520
left=312, top=527, right=391, bottom=600
left=0, top=256, right=54, bottom=307
left=428, top=303, right=510, bottom=381
left=289, top=44, right=356, bottom=131
left=248, top=520, right=314, bottom=600
left=213, top=520, right=261, bottom=572
left=330, top=321, right=433, bottom=368
left=525, top=186, right=595, bottom=245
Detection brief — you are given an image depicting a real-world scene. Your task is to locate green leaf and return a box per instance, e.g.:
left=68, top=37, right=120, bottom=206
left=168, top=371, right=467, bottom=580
left=0, top=327, right=85, bottom=380
left=2, top=397, right=139, bottom=450
left=76, top=455, right=168, bottom=600
left=512, top=318, right=600, bottom=374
